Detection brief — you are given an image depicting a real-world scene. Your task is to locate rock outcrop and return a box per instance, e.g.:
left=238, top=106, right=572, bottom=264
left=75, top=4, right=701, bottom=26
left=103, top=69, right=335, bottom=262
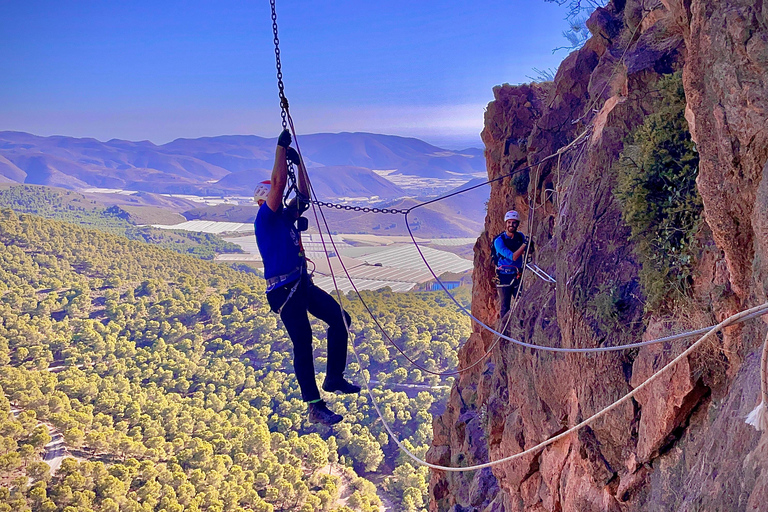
left=428, top=1, right=768, bottom=510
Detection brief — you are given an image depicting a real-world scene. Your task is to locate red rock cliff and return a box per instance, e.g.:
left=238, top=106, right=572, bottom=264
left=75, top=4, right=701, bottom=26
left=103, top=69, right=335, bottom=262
left=428, top=1, right=768, bottom=510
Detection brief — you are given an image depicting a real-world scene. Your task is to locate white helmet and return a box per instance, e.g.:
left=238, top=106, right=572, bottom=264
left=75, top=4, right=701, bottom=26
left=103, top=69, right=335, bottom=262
left=254, top=180, right=271, bottom=203
left=504, top=210, right=520, bottom=222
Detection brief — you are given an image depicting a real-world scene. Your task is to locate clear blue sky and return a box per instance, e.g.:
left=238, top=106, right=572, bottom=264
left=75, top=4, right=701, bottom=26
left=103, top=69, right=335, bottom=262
left=1, top=0, right=576, bottom=149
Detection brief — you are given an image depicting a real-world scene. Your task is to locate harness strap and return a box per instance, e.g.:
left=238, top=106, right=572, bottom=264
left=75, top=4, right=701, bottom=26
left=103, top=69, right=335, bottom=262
left=276, top=277, right=301, bottom=315
left=266, top=266, right=303, bottom=289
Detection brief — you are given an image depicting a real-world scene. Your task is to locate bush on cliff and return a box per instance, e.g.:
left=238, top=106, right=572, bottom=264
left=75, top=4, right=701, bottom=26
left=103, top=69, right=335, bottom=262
left=614, top=71, right=702, bottom=312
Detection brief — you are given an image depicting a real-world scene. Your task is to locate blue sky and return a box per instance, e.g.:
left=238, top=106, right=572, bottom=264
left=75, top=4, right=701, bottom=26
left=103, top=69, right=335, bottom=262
left=1, top=0, right=576, bottom=149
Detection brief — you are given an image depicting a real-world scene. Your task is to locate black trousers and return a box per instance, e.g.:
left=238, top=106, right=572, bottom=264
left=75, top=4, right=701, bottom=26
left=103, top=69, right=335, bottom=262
left=497, top=272, right=521, bottom=320
left=267, top=274, right=351, bottom=402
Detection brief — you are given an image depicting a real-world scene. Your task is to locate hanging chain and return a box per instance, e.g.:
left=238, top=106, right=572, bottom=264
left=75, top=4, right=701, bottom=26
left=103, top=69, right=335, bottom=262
left=310, top=200, right=408, bottom=215
left=268, top=0, right=424, bottom=218
left=270, top=0, right=288, bottom=130
left=270, top=0, right=299, bottom=203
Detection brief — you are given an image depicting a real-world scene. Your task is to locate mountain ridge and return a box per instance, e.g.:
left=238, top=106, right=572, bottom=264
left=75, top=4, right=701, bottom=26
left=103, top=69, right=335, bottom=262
left=0, top=130, right=485, bottom=199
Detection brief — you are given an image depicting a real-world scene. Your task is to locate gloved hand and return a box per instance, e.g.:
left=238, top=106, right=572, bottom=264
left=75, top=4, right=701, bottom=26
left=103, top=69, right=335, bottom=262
left=277, top=129, right=292, bottom=148
left=286, top=147, right=300, bottom=164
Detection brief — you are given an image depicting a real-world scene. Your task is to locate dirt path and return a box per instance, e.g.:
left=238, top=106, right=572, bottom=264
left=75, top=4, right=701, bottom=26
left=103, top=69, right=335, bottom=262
left=321, top=463, right=396, bottom=512
left=366, top=472, right=398, bottom=511
left=42, top=432, right=69, bottom=475
left=11, top=405, right=80, bottom=477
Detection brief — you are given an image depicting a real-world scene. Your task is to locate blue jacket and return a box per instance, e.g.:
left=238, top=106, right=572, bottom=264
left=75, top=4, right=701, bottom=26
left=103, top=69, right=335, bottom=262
left=494, top=231, right=526, bottom=274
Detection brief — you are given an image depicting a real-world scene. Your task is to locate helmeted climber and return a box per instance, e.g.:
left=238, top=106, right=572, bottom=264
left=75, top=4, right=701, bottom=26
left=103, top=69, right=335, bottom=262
left=254, top=129, right=360, bottom=426
left=493, top=210, right=528, bottom=320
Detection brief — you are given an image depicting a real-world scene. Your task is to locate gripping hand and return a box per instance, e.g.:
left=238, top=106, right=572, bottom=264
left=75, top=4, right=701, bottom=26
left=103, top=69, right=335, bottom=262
left=286, top=147, right=300, bottom=164
left=277, top=129, right=292, bottom=148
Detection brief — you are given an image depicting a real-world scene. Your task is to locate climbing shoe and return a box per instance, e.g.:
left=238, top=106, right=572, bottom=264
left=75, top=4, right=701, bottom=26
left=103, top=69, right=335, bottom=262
left=308, top=400, right=343, bottom=426
left=322, top=378, right=361, bottom=395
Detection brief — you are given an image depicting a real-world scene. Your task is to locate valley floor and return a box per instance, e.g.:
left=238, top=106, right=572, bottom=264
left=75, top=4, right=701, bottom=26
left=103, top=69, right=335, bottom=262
left=152, top=220, right=476, bottom=292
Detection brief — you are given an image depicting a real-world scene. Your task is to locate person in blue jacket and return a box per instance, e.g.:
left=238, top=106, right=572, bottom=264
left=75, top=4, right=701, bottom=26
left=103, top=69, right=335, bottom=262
left=493, top=210, right=528, bottom=319
left=253, top=129, right=360, bottom=426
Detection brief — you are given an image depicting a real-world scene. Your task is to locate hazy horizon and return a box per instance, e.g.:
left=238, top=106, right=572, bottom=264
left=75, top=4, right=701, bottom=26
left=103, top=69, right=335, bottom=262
left=2, top=127, right=485, bottom=151
left=1, top=1, right=576, bottom=150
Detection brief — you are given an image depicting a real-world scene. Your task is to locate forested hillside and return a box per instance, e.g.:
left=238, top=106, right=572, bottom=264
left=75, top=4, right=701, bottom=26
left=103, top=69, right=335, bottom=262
left=0, top=185, right=242, bottom=260
left=0, top=209, right=470, bottom=511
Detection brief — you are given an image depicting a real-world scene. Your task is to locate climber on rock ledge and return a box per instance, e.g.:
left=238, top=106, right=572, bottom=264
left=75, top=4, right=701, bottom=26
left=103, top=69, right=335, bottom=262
left=493, top=210, right=528, bottom=320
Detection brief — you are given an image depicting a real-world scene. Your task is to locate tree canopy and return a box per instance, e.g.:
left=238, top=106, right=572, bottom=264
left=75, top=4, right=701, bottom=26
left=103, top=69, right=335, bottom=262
left=0, top=207, right=470, bottom=511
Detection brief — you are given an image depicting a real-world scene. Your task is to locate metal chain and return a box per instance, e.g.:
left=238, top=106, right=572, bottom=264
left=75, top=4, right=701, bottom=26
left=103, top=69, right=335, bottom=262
left=311, top=200, right=408, bottom=215
left=270, top=0, right=288, bottom=129
left=270, top=0, right=299, bottom=204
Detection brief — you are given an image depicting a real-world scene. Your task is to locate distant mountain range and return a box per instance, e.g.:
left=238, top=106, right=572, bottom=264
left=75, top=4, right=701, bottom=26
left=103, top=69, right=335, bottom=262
left=0, top=131, right=485, bottom=198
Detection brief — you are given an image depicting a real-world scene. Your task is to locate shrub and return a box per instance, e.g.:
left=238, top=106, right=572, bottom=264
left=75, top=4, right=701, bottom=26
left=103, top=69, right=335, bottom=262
left=614, top=71, right=702, bottom=312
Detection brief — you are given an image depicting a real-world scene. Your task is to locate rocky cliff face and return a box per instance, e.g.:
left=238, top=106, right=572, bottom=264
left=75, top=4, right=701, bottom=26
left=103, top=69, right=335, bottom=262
left=428, top=1, right=768, bottom=510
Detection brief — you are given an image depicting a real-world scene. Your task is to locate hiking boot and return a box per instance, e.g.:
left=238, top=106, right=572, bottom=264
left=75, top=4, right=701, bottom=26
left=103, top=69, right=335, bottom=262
left=322, top=377, right=361, bottom=395
left=308, top=400, right=343, bottom=426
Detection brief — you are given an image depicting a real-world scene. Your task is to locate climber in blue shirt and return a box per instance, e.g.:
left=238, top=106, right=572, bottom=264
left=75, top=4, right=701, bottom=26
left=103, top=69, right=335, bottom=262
left=493, top=210, right=528, bottom=319
left=254, top=129, right=360, bottom=426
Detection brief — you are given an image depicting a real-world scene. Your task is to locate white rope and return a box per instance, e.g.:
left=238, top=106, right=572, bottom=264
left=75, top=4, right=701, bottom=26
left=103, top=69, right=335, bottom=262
left=296, top=134, right=768, bottom=466
left=746, top=330, right=768, bottom=431
left=301, top=142, right=768, bottom=470
left=405, top=242, right=768, bottom=354
left=299, top=149, right=768, bottom=468
left=357, top=303, right=768, bottom=471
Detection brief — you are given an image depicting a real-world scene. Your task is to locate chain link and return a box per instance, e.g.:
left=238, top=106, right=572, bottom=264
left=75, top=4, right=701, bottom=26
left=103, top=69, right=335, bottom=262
left=311, top=200, right=408, bottom=215
left=270, top=0, right=299, bottom=205
left=269, top=1, right=410, bottom=218
left=270, top=0, right=288, bottom=129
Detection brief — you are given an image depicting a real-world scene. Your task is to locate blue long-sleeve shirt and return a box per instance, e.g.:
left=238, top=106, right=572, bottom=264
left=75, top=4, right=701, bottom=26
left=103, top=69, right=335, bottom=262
left=255, top=203, right=305, bottom=291
left=494, top=232, right=526, bottom=274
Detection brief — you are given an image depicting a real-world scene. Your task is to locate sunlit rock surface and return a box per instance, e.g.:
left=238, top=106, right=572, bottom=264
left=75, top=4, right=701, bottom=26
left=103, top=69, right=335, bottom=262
left=428, top=1, right=768, bottom=510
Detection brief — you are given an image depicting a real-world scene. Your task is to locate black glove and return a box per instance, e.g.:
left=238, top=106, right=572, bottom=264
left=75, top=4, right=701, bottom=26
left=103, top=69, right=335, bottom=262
left=277, top=129, right=292, bottom=148
left=286, top=147, right=300, bottom=164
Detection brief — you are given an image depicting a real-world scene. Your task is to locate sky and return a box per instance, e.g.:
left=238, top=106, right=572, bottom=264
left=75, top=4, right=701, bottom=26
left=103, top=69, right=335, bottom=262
left=0, top=0, right=577, bottom=149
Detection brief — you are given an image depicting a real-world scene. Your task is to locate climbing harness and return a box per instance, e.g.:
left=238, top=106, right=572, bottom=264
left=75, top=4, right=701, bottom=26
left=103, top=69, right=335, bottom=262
left=494, top=266, right=521, bottom=287
left=275, top=276, right=301, bottom=315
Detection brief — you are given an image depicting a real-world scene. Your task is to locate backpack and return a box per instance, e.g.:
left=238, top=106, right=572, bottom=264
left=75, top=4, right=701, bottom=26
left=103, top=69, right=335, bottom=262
left=490, top=232, right=504, bottom=267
